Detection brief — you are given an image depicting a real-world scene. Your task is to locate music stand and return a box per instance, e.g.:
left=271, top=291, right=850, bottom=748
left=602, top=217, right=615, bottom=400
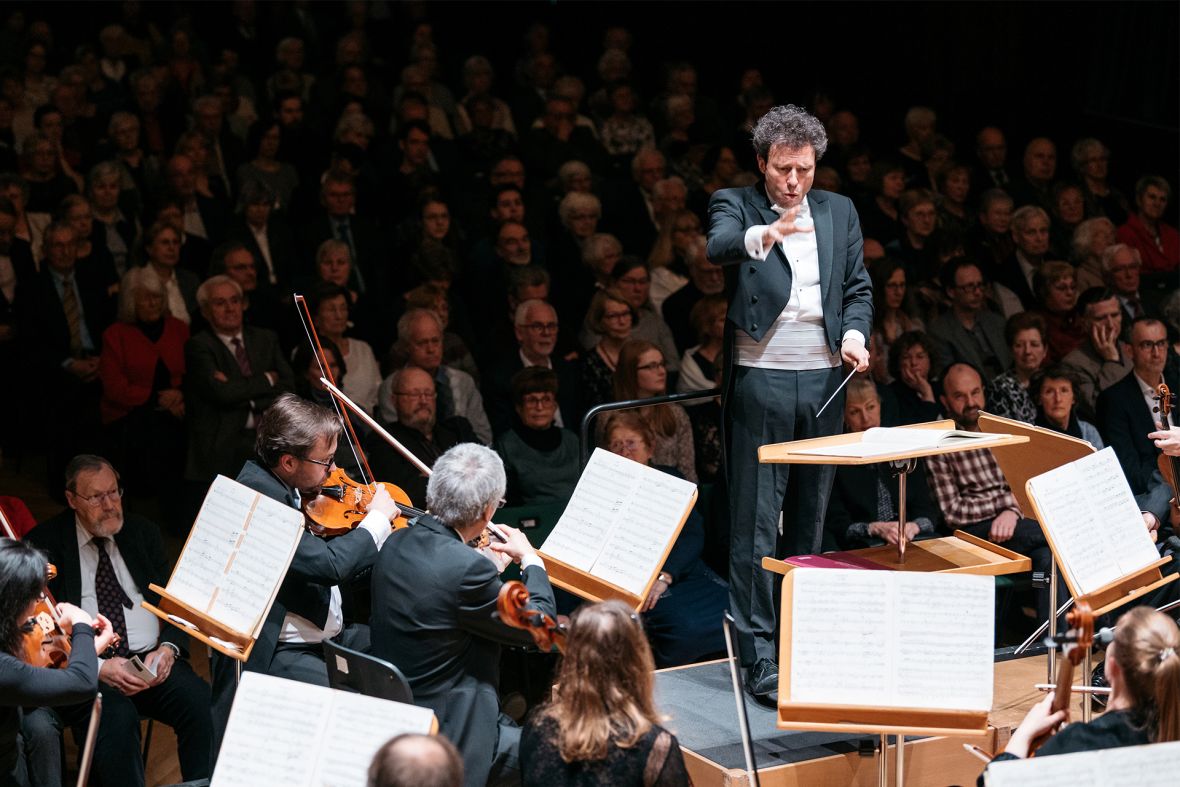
left=723, top=612, right=761, bottom=787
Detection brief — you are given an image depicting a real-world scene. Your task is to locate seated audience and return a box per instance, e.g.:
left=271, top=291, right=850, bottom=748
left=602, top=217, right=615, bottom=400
left=1032, top=366, right=1104, bottom=448
left=646, top=208, right=700, bottom=309
left=868, top=257, right=924, bottom=384
left=494, top=367, right=580, bottom=506
left=1060, top=288, right=1132, bottom=420
left=883, top=331, right=942, bottom=425
left=308, top=282, right=381, bottom=415
left=580, top=289, right=636, bottom=409
left=826, top=377, right=938, bottom=550
left=26, top=455, right=213, bottom=787
left=661, top=234, right=725, bottom=355
left=676, top=294, right=726, bottom=397
left=996, top=205, right=1051, bottom=315
left=1030, top=260, right=1084, bottom=363
left=585, top=256, right=679, bottom=374
left=520, top=598, right=690, bottom=786
left=139, top=220, right=198, bottom=325
left=1102, top=243, right=1149, bottom=326
left=612, top=340, right=696, bottom=482
left=928, top=257, right=1010, bottom=380
left=984, top=312, right=1048, bottom=424
left=1071, top=216, right=1117, bottom=292
left=403, top=283, right=480, bottom=384
left=368, top=733, right=464, bottom=787
left=1117, top=175, right=1178, bottom=276
left=987, top=606, right=1178, bottom=766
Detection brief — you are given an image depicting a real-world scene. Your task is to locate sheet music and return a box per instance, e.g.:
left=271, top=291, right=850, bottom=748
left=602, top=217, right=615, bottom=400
left=790, top=569, right=993, bottom=711
left=212, top=673, right=436, bottom=787
left=1027, top=448, right=1161, bottom=595
left=792, top=427, right=1007, bottom=458
left=985, top=741, right=1180, bottom=787
left=540, top=448, right=697, bottom=597
left=165, top=475, right=304, bottom=635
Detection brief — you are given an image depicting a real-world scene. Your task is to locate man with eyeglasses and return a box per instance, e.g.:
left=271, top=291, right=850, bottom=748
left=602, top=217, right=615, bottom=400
left=928, top=257, right=1010, bottom=380
left=1100, top=243, right=1149, bottom=325
left=210, top=393, right=403, bottom=758
left=367, top=366, right=478, bottom=504
left=27, top=454, right=213, bottom=787
left=1061, top=287, right=1133, bottom=419
left=1098, top=317, right=1180, bottom=496
left=484, top=299, right=582, bottom=436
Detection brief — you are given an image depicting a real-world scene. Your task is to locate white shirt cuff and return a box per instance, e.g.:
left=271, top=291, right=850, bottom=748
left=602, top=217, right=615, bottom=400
left=744, top=225, right=773, bottom=260
left=359, top=510, right=392, bottom=549
left=520, top=553, right=546, bottom=573
left=842, top=330, right=866, bottom=347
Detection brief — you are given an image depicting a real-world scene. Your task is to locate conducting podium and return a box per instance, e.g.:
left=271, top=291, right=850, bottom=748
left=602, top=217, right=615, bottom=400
left=758, top=419, right=1030, bottom=573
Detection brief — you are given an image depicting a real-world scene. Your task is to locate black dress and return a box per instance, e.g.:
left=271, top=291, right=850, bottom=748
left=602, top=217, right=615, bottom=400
left=521, top=714, right=690, bottom=787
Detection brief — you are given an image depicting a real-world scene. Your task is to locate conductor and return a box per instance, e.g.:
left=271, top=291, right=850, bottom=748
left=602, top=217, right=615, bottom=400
left=706, top=104, right=872, bottom=704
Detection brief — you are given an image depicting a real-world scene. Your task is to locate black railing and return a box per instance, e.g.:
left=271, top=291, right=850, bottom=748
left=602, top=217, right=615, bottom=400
left=579, top=388, right=722, bottom=466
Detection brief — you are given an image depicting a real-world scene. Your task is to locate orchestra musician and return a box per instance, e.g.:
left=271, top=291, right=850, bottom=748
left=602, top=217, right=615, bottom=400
left=0, top=537, right=114, bottom=787
left=209, top=393, right=403, bottom=755
left=983, top=606, right=1178, bottom=775
left=369, top=443, right=556, bottom=787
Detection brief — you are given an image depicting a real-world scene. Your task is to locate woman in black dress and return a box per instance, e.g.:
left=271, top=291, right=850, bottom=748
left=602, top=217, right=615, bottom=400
left=520, top=600, right=690, bottom=786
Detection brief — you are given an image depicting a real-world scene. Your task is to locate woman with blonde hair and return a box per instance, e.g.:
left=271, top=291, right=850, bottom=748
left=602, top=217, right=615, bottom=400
left=520, top=600, right=689, bottom=785
left=612, top=339, right=696, bottom=482
left=990, top=606, right=1178, bottom=765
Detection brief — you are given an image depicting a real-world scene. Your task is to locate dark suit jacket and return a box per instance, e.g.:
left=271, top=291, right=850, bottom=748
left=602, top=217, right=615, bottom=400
left=370, top=515, right=556, bottom=787
left=25, top=511, right=187, bottom=654
left=706, top=185, right=873, bottom=364
left=24, top=267, right=114, bottom=372
left=825, top=461, right=939, bottom=550
left=483, top=352, right=584, bottom=438
left=183, top=326, right=294, bottom=481
left=996, top=252, right=1039, bottom=312
left=298, top=213, right=390, bottom=298
left=928, top=309, right=1012, bottom=376
left=210, top=459, right=382, bottom=753
left=227, top=216, right=299, bottom=291
left=1097, top=370, right=1177, bottom=495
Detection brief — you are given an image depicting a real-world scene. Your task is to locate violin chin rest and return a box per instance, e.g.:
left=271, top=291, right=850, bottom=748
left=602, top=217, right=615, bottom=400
left=320, top=485, right=346, bottom=502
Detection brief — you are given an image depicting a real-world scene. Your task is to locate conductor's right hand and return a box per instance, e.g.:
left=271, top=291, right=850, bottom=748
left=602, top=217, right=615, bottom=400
left=366, top=483, right=402, bottom=522
left=488, top=525, right=537, bottom=565
left=760, top=206, right=814, bottom=249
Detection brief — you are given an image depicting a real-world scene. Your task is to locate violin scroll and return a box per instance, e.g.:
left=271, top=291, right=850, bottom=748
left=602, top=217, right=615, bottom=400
left=1028, top=600, right=1093, bottom=754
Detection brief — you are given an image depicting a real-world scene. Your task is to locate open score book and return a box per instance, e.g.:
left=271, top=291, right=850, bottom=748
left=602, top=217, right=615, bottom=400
left=791, top=426, right=1007, bottom=459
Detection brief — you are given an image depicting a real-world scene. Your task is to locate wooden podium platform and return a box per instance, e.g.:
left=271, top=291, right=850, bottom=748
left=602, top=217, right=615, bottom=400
left=654, top=656, right=1084, bottom=787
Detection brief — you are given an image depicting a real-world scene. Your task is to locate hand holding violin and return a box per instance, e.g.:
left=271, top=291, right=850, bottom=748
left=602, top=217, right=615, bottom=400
left=365, top=483, right=402, bottom=522
left=54, top=603, right=95, bottom=634
left=488, top=525, right=537, bottom=565
left=1003, top=692, right=1070, bottom=758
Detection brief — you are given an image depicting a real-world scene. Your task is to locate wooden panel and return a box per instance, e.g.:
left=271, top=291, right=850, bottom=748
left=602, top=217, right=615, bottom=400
left=978, top=412, right=1094, bottom=516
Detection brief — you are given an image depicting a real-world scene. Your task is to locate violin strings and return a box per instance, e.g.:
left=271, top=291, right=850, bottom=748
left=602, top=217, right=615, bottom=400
left=293, top=295, right=374, bottom=490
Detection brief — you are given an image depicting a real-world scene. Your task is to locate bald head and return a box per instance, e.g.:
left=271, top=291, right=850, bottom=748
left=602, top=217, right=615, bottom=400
left=367, top=734, right=462, bottom=787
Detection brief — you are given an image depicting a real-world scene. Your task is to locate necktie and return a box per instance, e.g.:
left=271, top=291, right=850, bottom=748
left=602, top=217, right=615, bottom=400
left=1127, top=297, right=1143, bottom=319
left=231, top=336, right=253, bottom=376
left=60, top=273, right=84, bottom=355
left=93, top=537, right=131, bottom=657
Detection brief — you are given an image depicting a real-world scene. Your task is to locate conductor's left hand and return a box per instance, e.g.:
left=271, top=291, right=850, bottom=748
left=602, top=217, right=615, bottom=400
left=841, top=338, right=869, bottom=373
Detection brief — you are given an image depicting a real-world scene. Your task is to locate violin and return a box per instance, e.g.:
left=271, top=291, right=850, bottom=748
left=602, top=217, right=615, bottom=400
left=1, top=506, right=73, bottom=667
left=496, top=580, right=566, bottom=653
left=303, top=467, right=426, bottom=537
left=1154, top=384, right=1180, bottom=503
left=1028, top=600, right=1094, bottom=754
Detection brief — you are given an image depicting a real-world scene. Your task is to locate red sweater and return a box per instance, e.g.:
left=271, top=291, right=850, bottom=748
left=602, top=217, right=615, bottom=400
left=98, top=318, right=189, bottom=424
left=1117, top=213, right=1179, bottom=274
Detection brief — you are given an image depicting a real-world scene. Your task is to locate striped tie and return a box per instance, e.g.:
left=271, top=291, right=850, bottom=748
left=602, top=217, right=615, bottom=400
left=60, top=273, right=83, bottom=355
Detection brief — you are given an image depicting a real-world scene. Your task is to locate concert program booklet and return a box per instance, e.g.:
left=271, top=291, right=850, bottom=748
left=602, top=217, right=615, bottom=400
left=211, top=673, right=436, bottom=787
left=538, top=447, right=697, bottom=599
left=152, top=475, right=304, bottom=647
left=1026, top=447, right=1161, bottom=596
left=791, top=426, right=1007, bottom=459
left=984, top=740, right=1180, bottom=787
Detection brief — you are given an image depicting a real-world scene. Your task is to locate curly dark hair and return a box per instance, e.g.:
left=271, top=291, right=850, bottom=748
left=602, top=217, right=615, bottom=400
left=0, top=538, right=49, bottom=658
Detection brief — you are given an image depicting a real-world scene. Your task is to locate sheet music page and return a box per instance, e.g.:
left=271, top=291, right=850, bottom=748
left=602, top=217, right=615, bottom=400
left=211, top=673, right=331, bottom=787
left=985, top=741, right=1180, bottom=787
left=790, top=569, right=993, bottom=710
left=792, top=428, right=1006, bottom=458
left=211, top=673, right=436, bottom=787
left=894, top=573, right=993, bottom=710
left=1028, top=448, right=1160, bottom=594
left=165, top=475, right=304, bottom=635
left=790, top=570, right=893, bottom=705
left=540, top=449, right=695, bottom=595
left=315, top=689, right=436, bottom=786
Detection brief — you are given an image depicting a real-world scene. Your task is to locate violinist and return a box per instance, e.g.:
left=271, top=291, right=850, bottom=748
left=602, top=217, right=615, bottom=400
left=370, top=443, right=555, bottom=787
left=0, top=538, right=113, bottom=787
left=1151, top=425, right=1180, bottom=456
left=984, top=606, right=1178, bottom=772
left=210, top=393, right=402, bottom=755
left=25, top=455, right=212, bottom=787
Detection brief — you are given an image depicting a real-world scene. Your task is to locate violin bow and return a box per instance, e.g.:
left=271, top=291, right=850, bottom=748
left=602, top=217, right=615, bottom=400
left=293, top=294, right=377, bottom=488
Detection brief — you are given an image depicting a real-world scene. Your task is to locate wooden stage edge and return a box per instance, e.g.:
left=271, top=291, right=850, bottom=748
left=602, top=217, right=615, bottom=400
left=667, top=655, right=1086, bottom=787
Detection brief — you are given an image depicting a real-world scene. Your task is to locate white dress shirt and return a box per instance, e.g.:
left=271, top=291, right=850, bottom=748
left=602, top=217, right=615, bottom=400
left=75, top=521, right=161, bottom=654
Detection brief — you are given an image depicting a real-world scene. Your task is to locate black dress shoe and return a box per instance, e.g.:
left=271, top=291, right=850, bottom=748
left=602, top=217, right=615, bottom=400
left=746, top=657, right=779, bottom=706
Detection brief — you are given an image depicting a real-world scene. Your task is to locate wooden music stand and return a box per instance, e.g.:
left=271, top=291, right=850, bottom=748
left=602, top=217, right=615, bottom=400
left=777, top=570, right=992, bottom=787
left=759, top=419, right=1029, bottom=570
left=142, top=588, right=257, bottom=662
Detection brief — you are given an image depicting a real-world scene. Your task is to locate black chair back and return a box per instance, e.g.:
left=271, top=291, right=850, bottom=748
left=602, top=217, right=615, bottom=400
left=323, top=638, right=414, bottom=704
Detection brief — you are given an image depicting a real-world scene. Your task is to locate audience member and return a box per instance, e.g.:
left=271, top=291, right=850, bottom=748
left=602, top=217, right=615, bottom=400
left=1117, top=175, right=1178, bottom=276
left=139, top=220, right=198, bottom=323
left=646, top=208, right=700, bottom=308
left=883, top=330, right=943, bottom=425
left=984, top=312, right=1048, bottom=424
left=611, top=339, right=696, bottom=482
left=494, top=367, right=580, bottom=506
left=676, top=293, right=726, bottom=397
left=308, top=282, right=380, bottom=415
left=1007, top=137, right=1057, bottom=212
left=928, top=257, right=1010, bottom=379
left=592, top=256, right=680, bottom=372
left=1101, top=243, right=1149, bottom=325
left=1071, top=216, right=1118, bottom=291
left=868, top=257, right=924, bottom=384
left=996, top=205, right=1050, bottom=314
left=580, top=288, right=635, bottom=408
left=1032, top=366, right=1104, bottom=447
left=1071, top=137, right=1129, bottom=225
left=1060, top=287, right=1133, bottom=420
left=1030, top=260, right=1084, bottom=362
left=661, top=235, right=724, bottom=355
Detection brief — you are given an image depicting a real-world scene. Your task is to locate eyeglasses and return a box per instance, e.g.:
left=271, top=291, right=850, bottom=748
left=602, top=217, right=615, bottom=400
left=70, top=488, right=124, bottom=507
left=522, top=322, right=558, bottom=333
left=954, top=281, right=985, bottom=292
left=395, top=390, right=437, bottom=400
left=209, top=296, right=243, bottom=308
left=1107, top=264, right=1141, bottom=274
left=637, top=360, right=667, bottom=372
left=301, top=455, right=336, bottom=469
left=1135, top=339, right=1168, bottom=352
left=602, top=310, right=632, bottom=322
left=617, top=276, right=650, bottom=286
left=522, top=394, right=556, bottom=407
left=609, top=439, right=644, bottom=453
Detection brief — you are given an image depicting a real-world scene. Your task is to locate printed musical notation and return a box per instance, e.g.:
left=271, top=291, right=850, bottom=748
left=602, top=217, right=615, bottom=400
left=540, top=448, right=697, bottom=597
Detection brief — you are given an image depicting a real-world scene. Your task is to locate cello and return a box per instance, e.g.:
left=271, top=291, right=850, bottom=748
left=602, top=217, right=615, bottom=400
left=1027, top=600, right=1094, bottom=754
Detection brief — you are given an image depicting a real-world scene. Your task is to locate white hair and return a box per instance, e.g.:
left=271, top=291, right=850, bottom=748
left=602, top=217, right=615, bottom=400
left=426, top=444, right=506, bottom=529
left=514, top=298, right=554, bottom=327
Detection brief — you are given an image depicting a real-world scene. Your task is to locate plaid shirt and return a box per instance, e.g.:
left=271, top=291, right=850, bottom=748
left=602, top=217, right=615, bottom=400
left=924, top=447, right=1021, bottom=528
